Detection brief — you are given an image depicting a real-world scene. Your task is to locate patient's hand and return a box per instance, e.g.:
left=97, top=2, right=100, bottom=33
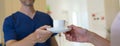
left=64, top=25, right=89, bottom=43
left=65, top=25, right=110, bottom=46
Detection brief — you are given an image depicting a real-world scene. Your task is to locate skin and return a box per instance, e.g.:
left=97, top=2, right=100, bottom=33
left=6, top=0, right=58, bottom=46
left=65, top=25, right=110, bottom=46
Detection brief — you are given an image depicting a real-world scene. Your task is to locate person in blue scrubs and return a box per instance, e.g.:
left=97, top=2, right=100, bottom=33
left=3, top=0, right=58, bottom=46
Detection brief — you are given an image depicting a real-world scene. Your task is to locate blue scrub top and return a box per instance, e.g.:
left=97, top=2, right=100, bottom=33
left=3, top=11, right=55, bottom=46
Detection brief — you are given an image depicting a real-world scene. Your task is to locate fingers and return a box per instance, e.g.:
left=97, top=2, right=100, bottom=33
left=67, top=25, right=75, bottom=29
left=35, top=28, right=53, bottom=38
left=67, top=25, right=78, bottom=31
left=39, top=25, right=51, bottom=30
left=36, top=25, right=53, bottom=34
left=65, top=25, right=90, bottom=43
left=35, top=30, right=53, bottom=43
left=65, top=34, right=73, bottom=41
left=65, top=25, right=79, bottom=41
left=34, top=25, right=53, bottom=43
left=67, top=25, right=72, bottom=28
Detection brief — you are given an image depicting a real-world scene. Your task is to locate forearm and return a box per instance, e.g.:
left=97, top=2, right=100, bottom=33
left=88, top=31, right=110, bottom=46
left=51, top=37, right=58, bottom=46
left=7, top=33, right=37, bottom=46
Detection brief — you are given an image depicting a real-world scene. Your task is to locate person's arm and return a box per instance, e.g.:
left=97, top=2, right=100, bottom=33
left=3, top=17, right=38, bottom=46
left=6, top=25, right=53, bottom=46
left=6, top=32, right=38, bottom=46
left=87, top=31, right=110, bottom=46
left=50, top=37, right=58, bottom=46
left=65, top=25, right=110, bottom=46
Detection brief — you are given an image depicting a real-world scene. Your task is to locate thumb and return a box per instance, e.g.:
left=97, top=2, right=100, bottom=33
left=40, top=25, right=51, bottom=30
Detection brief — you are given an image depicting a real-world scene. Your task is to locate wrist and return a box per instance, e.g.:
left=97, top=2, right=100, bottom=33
left=27, top=32, right=38, bottom=44
left=87, top=31, right=100, bottom=44
left=20, top=32, right=38, bottom=46
left=87, top=31, right=95, bottom=43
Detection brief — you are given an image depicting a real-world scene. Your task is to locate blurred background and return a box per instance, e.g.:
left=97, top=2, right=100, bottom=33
left=0, top=0, right=119, bottom=46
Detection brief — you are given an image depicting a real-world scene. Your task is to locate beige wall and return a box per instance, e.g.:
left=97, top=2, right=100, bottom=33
left=105, top=0, right=120, bottom=29
left=4, top=0, right=47, bottom=17
left=105, top=0, right=120, bottom=46
left=0, top=0, right=5, bottom=44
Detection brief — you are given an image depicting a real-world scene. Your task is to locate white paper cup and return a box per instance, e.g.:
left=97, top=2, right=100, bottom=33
left=53, top=20, right=65, bottom=28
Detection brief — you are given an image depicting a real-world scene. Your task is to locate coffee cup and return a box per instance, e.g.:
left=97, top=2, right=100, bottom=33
left=47, top=20, right=71, bottom=33
left=53, top=20, right=65, bottom=29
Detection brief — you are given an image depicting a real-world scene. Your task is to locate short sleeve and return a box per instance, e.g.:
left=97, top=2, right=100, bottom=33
left=3, top=16, right=17, bottom=43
